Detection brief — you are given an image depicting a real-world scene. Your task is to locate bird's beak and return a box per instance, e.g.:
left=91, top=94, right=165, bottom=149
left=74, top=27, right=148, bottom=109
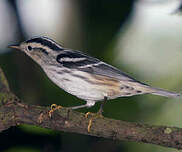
left=8, top=44, right=20, bottom=50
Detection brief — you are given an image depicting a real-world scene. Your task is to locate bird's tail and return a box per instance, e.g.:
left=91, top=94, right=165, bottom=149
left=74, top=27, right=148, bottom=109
left=150, top=87, right=181, bottom=98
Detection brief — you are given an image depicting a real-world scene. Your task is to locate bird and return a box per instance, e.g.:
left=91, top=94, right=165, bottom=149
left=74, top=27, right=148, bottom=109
left=9, top=36, right=181, bottom=111
left=9, top=36, right=181, bottom=132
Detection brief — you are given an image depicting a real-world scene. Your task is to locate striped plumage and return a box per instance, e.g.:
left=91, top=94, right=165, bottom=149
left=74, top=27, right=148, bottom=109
left=9, top=37, right=181, bottom=109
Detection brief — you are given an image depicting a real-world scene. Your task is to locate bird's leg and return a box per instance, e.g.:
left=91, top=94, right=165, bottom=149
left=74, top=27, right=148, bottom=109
left=85, top=97, right=107, bottom=132
left=98, top=96, right=107, bottom=115
left=85, top=97, right=107, bottom=118
left=69, top=104, right=93, bottom=110
left=49, top=101, right=96, bottom=118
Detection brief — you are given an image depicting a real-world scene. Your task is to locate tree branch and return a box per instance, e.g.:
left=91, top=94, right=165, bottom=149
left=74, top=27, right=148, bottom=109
left=0, top=67, right=182, bottom=150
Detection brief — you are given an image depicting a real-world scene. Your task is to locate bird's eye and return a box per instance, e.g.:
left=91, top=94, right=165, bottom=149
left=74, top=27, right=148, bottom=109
left=27, top=46, right=32, bottom=51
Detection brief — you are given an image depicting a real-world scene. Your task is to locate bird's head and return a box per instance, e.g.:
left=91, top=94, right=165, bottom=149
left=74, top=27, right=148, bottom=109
left=9, top=37, right=64, bottom=65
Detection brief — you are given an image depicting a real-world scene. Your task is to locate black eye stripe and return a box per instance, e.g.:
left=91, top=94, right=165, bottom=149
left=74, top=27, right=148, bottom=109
left=33, top=47, right=49, bottom=55
left=41, top=48, right=49, bottom=55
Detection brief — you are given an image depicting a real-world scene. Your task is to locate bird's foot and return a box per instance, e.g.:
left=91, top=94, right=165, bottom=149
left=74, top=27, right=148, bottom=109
left=48, top=104, right=63, bottom=117
left=85, top=111, right=103, bottom=132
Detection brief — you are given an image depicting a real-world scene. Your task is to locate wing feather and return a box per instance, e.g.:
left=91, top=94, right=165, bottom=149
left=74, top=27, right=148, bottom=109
left=56, top=50, right=146, bottom=83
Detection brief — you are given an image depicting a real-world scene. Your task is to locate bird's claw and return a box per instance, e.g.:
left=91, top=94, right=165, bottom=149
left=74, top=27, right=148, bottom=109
left=48, top=104, right=63, bottom=117
left=85, top=112, right=103, bottom=132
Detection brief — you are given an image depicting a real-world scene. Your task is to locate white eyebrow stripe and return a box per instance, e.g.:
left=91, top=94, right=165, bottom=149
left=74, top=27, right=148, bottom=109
left=60, top=57, right=87, bottom=62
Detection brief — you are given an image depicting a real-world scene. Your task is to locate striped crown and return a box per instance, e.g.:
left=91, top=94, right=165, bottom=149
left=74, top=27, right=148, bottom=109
left=25, top=36, right=64, bottom=51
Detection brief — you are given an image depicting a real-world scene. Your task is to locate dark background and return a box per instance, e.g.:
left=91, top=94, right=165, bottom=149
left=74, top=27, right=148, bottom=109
left=0, top=0, right=182, bottom=151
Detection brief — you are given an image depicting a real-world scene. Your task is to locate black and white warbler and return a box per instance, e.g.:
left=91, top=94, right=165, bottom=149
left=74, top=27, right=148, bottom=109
left=9, top=37, right=181, bottom=110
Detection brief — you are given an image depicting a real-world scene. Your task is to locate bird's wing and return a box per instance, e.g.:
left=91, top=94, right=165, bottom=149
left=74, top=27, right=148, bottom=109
left=56, top=50, right=146, bottom=84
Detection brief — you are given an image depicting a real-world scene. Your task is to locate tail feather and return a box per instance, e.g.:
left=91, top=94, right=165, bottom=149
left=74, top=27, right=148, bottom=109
left=150, top=87, right=181, bottom=98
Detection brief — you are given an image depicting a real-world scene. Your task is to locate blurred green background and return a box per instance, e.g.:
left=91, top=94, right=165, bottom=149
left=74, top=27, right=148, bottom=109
left=0, top=0, right=182, bottom=151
